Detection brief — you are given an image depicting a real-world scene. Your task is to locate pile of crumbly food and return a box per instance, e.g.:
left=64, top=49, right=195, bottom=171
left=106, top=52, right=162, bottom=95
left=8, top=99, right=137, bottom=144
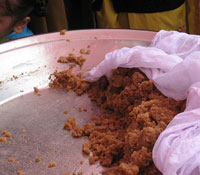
left=50, top=67, right=185, bottom=175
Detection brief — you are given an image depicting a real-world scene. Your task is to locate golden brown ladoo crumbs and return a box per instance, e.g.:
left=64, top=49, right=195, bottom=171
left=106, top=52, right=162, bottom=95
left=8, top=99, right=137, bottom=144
left=2, top=130, right=11, bottom=137
left=17, top=170, right=24, bottom=175
left=58, top=54, right=86, bottom=68
left=8, top=158, right=14, bottom=162
left=64, top=110, right=69, bottom=114
left=33, top=87, right=39, bottom=93
left=35, top=157, right=41, bottom=163
left=48, top=162, right=56, bottom=168
left=60, top=29, right=67, bottom=35
left=0, top=137, right=7, bottom=143
left=49, top=68, right=89, bottom=96
left=80, top=48, right=91, bottom=55
left=50, top=67, right=185, bottom=175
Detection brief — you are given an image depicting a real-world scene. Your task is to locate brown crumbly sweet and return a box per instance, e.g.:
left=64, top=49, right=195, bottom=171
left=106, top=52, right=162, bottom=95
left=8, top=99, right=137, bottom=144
left=0, top=137, right=7, bottom=143
left=2, top=130, right=11, bottom=137
left=64, top=117, right=77, bottom=130
left=50, top=67, right=186, bottom=175
left=33, top=87, right=39, bottom=93
left=8, top=158, right=14, bottom=162
left=17, top=170, right=24, bottom=175
left=58, top=54, right=86, bottom=68
left=35, top=157, right=41, bottom=163
left=49, top=68, right=89, bottom=96
left=60, top=29, right=67, bottom=35
left=64, top=172, right=70, bottom=175
left=80, top=48, right=91, bottom=55
left=64, top=110, right=69, bottom=114
left=48, top=162, right=56, bottom=168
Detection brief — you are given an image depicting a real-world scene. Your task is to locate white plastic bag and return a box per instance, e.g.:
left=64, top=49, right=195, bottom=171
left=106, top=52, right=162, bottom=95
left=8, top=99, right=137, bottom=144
left=84, top=30, right=200, bottom=175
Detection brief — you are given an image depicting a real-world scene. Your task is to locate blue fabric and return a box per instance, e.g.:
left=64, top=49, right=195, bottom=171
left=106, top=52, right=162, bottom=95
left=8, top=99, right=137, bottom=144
left=3, top=26, right=33, bottom=40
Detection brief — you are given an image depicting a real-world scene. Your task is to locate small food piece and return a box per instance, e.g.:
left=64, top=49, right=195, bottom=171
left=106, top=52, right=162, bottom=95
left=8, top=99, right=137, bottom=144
left=48, top=162, right=56, bottom=168
left=65, top=172, right=70, bottom=175
left=89, top=156, right=97, bottom=165
left=35, top=157, right=41, bottom=163
left=2, top=130, right=11, bottom=137
left=78, top=172, right=83, bottom=175
left=66, top=39, right=71, bottom=42
left=64, top=117, right=77, bottom=130
left=17, top=170, right=24, bottom=175
left=78, top=108, right=82, bottom=112
left=0, top=137, right=7, bottom=143
left=8, top=158, right=14, bottom=162
left=64, top=110, right=69, bottom=114
left=33, top=87, right=39, bottom=93
left=80, top=48, right=91, bottom=55
left=60, top=29, right=67, bottom=35
left=80, top=161, right=84, bottom=164
left=37, top=93, right=41, bottom=96
left=83, top=108, right=87, bottom=112
left=82, top=142, right=91, bottom=155
left=72, top=127, right=83, bottom=137
left=13, top=75, right=18, bottom=80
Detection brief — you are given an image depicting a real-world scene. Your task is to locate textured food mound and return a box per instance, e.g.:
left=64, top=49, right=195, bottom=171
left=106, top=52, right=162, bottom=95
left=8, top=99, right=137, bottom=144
left=84, top=68, right=185, bottom=175
left=50, top=67, right=185, bottom=175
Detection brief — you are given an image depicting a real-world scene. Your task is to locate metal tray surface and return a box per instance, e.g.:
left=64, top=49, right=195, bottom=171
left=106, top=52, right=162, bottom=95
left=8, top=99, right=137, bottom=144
left=0, top=29, right=156, bottom=175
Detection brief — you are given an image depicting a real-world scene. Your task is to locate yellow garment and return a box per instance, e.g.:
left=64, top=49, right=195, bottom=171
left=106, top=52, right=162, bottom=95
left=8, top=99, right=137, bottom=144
left=186, top=0, right=199, bottom=34
left=96, top=0, right=187, bottom=32
left=29, top=0, right=68, bottom=34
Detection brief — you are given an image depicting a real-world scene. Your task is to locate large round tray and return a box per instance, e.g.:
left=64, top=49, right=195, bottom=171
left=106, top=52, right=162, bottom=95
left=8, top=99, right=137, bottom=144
left=0, top=29, right=156, bottom=175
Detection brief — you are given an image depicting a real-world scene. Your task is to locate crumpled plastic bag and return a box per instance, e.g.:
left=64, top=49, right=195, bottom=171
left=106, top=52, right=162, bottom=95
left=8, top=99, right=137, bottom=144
left=84, top=30, right=200, bottom=175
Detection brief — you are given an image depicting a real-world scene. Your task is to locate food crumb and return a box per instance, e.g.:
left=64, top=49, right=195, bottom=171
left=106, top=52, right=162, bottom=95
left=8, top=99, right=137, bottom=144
left=8, top=158, right=14, bottom=162
left=80, top=161, right=84, bottom=164
left=82, top=142, right=91, bottom=155
left=48, top=162, right=56, bottom=168
left=89, top=156, right=97, bottom=165
left=37, top=93, right=41, bottom=96
left=66, top=39, right=70, bottom=42
left=0, top=137, right=7, bottom=143
left=78, top=108, right=82, bottom=112
left=73, top=173, right=76, bottom=175
left=80, top=48, right=91, bottom=55
left=35, top=157, right=41, bottom=163
left=2, top=130, right=11, bottom=137
left=64, top=172, right=70, bottom=175
left=83, top=108, right=87, bottom=112
left=78, top=172, right=83, bottom=175
left=64, top=117, right=77, bottom=130
left=64, top=110, right=69, bottom=115
left=33, top=87, right=39, bottom=93
left=60, top=29, right=67, bottom=35
left=17, top=170, right=24, bottom=175
left=13, top=75, right=18, bottom=80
